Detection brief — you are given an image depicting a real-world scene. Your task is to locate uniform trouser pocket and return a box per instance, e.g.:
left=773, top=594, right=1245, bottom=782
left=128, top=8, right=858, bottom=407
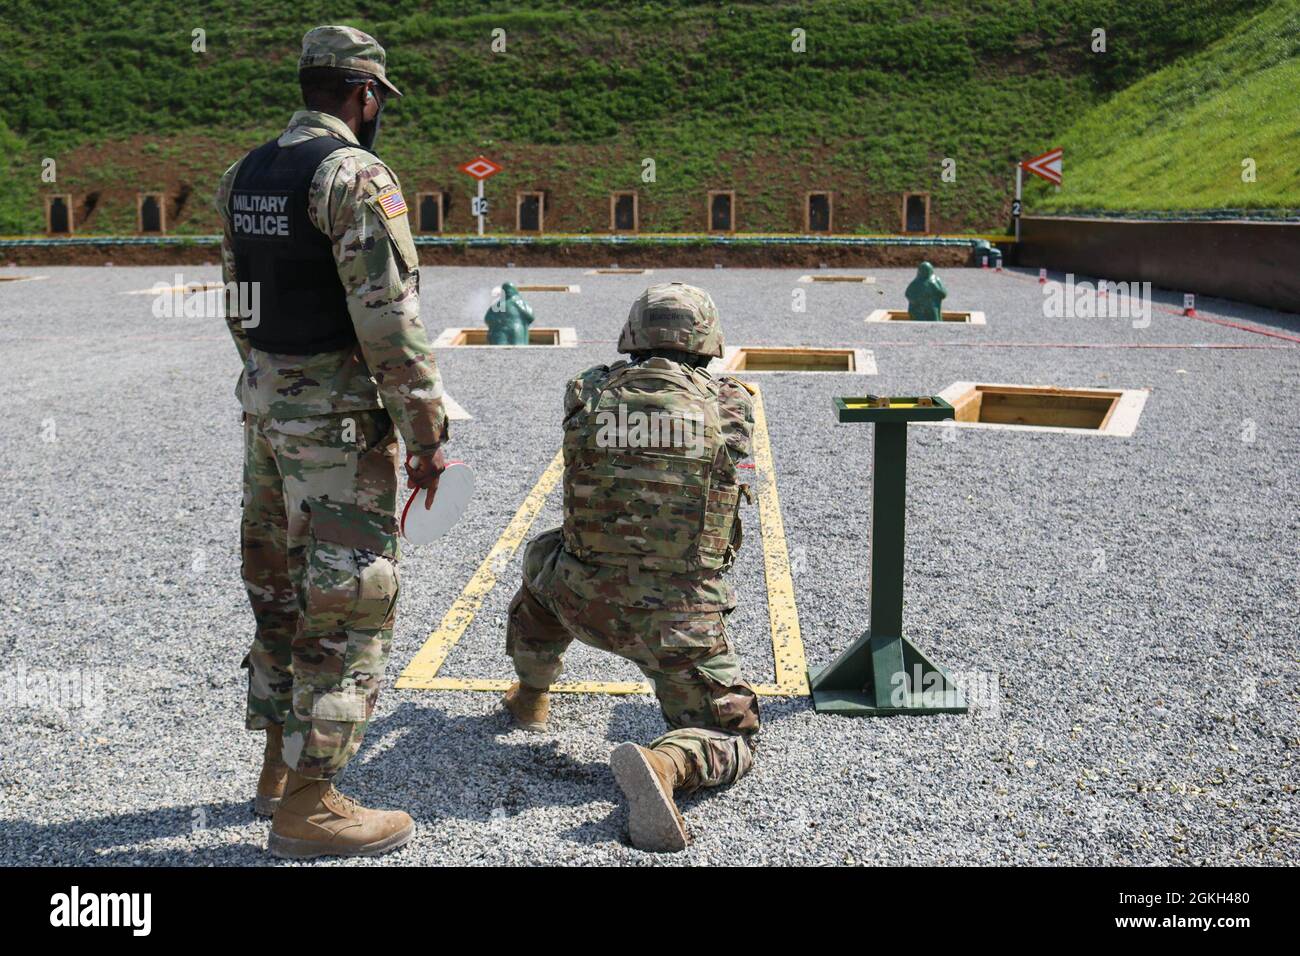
left=695, top=664, right=761, bottom=737
left=646, top=611, right=759, bottom=736
left=505, top=582, right=571, bottom=689
left=507, top=582, right=568, bottom=648
left=652, top=611, right=728, bottom=672
left=294, top=498, right=399, bottom=723
left=648, top=620, right=760, bottom=790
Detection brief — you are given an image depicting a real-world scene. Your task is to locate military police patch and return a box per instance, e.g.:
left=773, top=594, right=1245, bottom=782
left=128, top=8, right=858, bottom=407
left=375, top=188, right=408, bottom=219
left=230, top=190, right=292, bottom=239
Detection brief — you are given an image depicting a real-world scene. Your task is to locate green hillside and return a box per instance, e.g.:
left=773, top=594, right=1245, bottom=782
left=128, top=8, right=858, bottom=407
left=0, top=0, right=1277, bottom=235
left=1032, top=0, right=1300, bottom=215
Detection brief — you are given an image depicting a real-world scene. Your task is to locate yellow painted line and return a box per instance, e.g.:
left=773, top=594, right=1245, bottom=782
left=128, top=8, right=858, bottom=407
left=396, top=389, right=809, bottom=697
left=399, top=676, right=792, bottom=697
left=398, top=677, right=651, bottom=694
left=394, top=449, right=565, bottom=689
left=749, top=388, right=810, bottom=695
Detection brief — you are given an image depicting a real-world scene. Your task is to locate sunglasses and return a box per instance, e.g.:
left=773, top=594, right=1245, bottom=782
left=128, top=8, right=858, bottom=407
left=345, top=77, right=386, bottom=106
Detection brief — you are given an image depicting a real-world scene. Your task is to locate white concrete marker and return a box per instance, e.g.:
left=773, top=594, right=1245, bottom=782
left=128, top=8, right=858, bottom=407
left=441, top=392, right=472, bottom=421
left=122, top=282, right=223, bottom=295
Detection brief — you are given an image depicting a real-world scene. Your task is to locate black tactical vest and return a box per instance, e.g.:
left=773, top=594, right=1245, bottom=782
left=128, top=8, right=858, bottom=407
left=229, top=135, right=355, bottom=355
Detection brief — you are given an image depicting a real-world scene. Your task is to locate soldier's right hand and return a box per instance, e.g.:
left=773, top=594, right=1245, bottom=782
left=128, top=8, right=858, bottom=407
left=405, top=448, right=448, bottom=510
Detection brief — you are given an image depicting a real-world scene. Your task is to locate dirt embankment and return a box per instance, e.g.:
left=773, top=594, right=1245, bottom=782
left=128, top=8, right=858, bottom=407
left=3, top=241, right=972, bottom=269
left=42, top=132, right=1002, bottom=237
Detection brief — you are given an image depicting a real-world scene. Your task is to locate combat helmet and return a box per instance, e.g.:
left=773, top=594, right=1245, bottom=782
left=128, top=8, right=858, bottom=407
left=617, top=282, right=724, bottom=358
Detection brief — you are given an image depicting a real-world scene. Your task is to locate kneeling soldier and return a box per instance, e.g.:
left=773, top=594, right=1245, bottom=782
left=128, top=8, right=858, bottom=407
left=504, top=283, right=760, bottom=852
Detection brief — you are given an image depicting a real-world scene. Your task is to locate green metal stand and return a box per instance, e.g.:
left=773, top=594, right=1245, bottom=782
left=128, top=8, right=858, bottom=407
left=809, top=397, right=968, bottom=716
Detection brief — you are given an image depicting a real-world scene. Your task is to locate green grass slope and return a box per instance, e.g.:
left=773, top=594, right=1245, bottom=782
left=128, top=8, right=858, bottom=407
left=0, top=117, right=37, bottom=234
left=0, top=0, right=1276, bottom=235
left=1033, top=0, right=1300, bottom=216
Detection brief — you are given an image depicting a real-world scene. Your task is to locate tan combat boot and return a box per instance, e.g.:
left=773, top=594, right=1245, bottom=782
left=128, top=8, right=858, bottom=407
left=610, top=742, right=690, bottom=852
left=268, top=770, right=414, bottom=860
left=503, top=681, right=550, bottom=733
left=253, top=724, right=288, bottom=818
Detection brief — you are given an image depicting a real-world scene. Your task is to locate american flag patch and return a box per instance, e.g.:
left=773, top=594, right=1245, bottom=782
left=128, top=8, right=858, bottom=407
left=375, top=188, right=408, bottom=220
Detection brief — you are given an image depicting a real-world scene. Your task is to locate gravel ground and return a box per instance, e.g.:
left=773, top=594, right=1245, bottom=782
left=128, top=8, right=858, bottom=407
left=0, top=263, right=1296, bottom=867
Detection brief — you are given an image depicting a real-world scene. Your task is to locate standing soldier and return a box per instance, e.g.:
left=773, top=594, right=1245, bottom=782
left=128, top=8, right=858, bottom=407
left=503, top=283, right=761, bottom=852
left=215, top=25, right=449, bottom=859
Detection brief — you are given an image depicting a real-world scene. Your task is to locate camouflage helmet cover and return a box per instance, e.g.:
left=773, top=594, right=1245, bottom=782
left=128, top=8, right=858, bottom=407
left=299, top=25, right=402, bottom=97
left=617, top=282, right=724, bottom=358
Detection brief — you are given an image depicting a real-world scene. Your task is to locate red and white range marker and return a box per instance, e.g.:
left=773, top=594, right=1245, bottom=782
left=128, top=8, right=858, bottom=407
left=1021, top=148, right=1064, bottom=186
left=458, top=155, right=503, bottom=238
left=1183, top=293, right=1197, bottom=317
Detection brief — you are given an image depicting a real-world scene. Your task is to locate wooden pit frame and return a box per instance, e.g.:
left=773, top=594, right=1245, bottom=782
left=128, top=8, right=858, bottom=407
left=804, top=190, right=833, bottom=233
left=609, top=191, right=638, bottom=233
left=415, top=191, right=446, bottom=233
left=516, top=191, right=545, bottom=234
left=901, top=191, right=931, bottom=234
left=707, top=189, right=736, bottom=233
left=44, top=194, right=74, bottom=235
left=137, top=192, right=167, bottom=234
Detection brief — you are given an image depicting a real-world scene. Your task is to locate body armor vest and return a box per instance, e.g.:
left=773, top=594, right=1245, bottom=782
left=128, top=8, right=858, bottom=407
left=562, top=360, right=744, bottom=575
left=229, top=135, right=355, bottom=355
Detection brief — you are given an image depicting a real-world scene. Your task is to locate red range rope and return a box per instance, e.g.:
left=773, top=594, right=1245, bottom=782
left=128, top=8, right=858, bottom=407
left=997, top=269, right=1300, bottom=344
left=867, top=342, right=1294, bottom=350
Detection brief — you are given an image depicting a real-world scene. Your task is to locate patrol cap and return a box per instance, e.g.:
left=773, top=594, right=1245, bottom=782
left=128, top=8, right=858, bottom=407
left=617, top=282, right=724, bottom=358
left=299, top=25, right=402, bottom=98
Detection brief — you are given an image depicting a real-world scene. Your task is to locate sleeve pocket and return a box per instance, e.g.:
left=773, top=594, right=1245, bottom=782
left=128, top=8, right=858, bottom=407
left=365, top=194, right=419, bottom=276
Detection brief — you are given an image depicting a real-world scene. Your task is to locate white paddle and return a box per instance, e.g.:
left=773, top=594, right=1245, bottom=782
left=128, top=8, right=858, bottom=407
left=400, top=460, right=475, bottom=544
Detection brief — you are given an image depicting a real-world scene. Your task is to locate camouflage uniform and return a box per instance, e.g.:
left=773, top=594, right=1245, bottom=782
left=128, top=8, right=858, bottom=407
left=506, top=284, right=760, bottom=790
left=216, top=35, right=446, bottom=780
